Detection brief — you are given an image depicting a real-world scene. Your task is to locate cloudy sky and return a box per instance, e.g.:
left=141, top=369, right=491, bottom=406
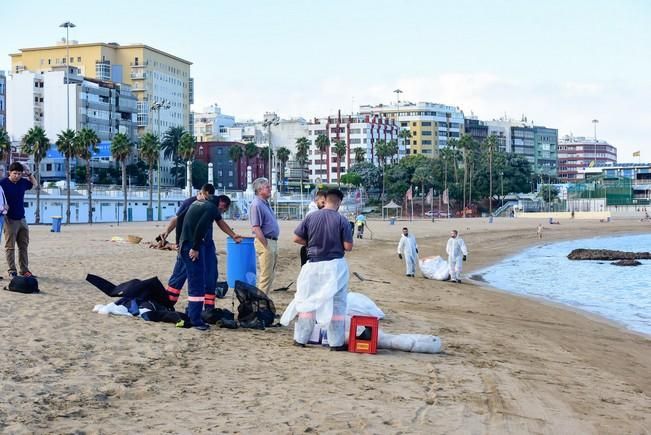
left=2, top=0, right=649, bottom=160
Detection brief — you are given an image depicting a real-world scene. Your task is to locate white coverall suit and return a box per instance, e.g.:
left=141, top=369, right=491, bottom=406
left=446, top=236, right=468, bottom=281
left=397, top=234, right=419, bottom=276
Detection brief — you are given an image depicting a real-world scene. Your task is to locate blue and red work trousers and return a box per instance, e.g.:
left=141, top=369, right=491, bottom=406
left=166, top=239, right=218, bottom=312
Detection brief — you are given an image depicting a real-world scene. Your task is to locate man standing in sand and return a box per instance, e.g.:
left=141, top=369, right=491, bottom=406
left=179, top=194, right=243, bottom=330
left=355, top=213, right=366, bottom=239
left=282, top=188, right=353, bottom=350
left=397, top=227, right=419, bottom=277
left=300, top=190, right=326, bottom=266
left=1, top=162, right=37, bottom=277
left=250, top=177, right=280, bottom=293
left=537, top=224, right=543, bottom=239
left=446, top=230, right=468, bottom=283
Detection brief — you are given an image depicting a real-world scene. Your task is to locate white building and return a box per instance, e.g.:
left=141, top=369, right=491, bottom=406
left=307, top=111, right=399, bottom=184
left=193, top=103, right=235, bottom=142
left=0, top=70, right=6, bottom=129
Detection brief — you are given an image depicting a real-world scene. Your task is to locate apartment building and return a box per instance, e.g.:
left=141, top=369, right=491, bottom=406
left=558, top=135, right=617, bottom=181
left=0, top=71, right=6, bottom=129
left=359, top=101, right=464, bottom=156
left=307, top=111, right=399, bottom=184
left=193, top=104, right=235, bottom=142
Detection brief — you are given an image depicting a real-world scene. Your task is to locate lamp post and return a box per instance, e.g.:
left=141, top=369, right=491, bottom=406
left=59, top=21, right=75, bottom=131
left=150, top=99, right=171, bottom=220
left=500, top=171, right=504, bottom=208
left=262, top=115, right=280, bottom=209
left=592, top=119, right=599, bottom=166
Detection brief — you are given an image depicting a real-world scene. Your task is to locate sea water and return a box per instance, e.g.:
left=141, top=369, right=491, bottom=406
left=479, top=234, right=651, bottom=336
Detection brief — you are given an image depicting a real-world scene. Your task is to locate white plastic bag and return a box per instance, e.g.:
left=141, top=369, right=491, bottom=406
left=347, top=292, right=385, bottom=319
left=419, top=256, right=450, bottom=281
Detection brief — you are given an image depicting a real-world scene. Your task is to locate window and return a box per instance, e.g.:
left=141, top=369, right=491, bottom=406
left=422, top=121, right=432, bottom=126
left=422, top=131, right=432, bottom=136
left=77, top=56, right=81, bottom=62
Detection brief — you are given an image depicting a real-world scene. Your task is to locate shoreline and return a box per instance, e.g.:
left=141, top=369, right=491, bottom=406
left=463, top=230, right=651, bottom=340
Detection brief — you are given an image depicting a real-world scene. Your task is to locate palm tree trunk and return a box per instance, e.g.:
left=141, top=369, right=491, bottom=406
left=489, top=149, right=493, bottom=215
left=337, top=158, right=341, bottom=186
left=149, top=165, right=154, bottom=214
left=462, top=150, right=467, bottom=217
left=35, top=160, right=41, bottom=224
left=122, top=161, right=128, bottom=222
left=65, top=157, right=71, bottom=225
left=421, top=181, right=425, bottom=218
left=87, top=159, right=93, bottom=224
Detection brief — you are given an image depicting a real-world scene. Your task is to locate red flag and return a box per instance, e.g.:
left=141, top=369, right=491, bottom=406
left=406, top=186, right=413, bottom=200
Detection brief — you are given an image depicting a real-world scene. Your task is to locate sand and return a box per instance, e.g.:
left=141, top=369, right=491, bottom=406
left=0, top=216, right=650, bottom=434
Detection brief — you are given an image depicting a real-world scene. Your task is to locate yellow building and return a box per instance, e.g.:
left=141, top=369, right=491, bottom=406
left=10, top=41, right=193, bottom=137
left=359, top=102, right=465, bottom=157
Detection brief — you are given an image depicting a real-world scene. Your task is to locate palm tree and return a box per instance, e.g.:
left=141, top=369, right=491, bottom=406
left=244, top=142, right=259, bottom=170
left=75, top=128, right=100, bottom=224
left=333, top=140, right=347, bottom=186
left=398, top=129, right=411, bottom=157
left=276, top=146, right=291, bottom=192
left=259, top=146, right=272, bottom=180
left=0, top=128, right=11, bottom=175
left=110, top=132, right=132, bottom=222
left=386, top=139, right=399, bottom=164
left=353, top=147, right=366, bottom=164
left=178, top=133, right=195, bottom=189
left=55, top=129, right=77, bottom=224
left=295, top=137, right=310, bottom=212
left=21, top=126, right=50, bottom=224
left=161, top=126, right=186, bottom=187
left=412, top=165, right=432, bottom=217
left=483, top=135, right=498, bottom=215
left=139, top=132, right=160, bottom=221
left=315, top=134, right=329, bottom=183
left=458, top=134, right=476, bottom=217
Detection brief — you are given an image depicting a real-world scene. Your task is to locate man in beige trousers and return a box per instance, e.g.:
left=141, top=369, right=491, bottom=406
left=249, top=177, right=280, bottom=293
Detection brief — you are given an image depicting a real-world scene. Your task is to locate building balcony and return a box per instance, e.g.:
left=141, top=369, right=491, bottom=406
left=130, top=72, right=147, bottom=80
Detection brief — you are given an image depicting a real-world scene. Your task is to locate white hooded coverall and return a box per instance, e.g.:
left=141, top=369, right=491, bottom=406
left=397, top=234, right=419, bottom=276
left=446, top=236, right=468, bottom=281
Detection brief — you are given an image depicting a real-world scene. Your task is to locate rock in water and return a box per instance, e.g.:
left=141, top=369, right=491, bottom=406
left=567, top=249, right=651, bottom=261
left=611, top=259, right=642, bottom=266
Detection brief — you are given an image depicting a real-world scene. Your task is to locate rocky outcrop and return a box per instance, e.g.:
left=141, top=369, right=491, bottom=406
left=568, top=249, right=651, bottom=261
left=611, top=259, right=642, bottom=266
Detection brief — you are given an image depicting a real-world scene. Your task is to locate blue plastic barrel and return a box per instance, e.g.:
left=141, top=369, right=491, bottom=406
left=51, top=216, right=62, bottom=232
left=226, top=237, right=256, bottom=289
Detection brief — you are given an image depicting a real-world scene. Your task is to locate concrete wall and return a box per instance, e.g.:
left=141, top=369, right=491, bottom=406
left=516, top=211, right=611, bottom=220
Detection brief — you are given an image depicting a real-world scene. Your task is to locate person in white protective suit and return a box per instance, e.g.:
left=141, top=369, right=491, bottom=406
left=397, top=227, right=419, bottom=277
left=446, top=229, right=468, bottom=283
left=281, top=188, right=354, bottom=351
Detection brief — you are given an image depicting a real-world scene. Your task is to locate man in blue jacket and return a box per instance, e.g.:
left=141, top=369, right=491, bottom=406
left=0, top=162, right=37, bottom=277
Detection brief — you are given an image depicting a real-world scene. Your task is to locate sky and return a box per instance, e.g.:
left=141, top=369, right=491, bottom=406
left=2, top=0, right=650, bottom=160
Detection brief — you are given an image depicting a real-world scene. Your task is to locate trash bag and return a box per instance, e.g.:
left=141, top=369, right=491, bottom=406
left=419, top=256, right=450, bottom=280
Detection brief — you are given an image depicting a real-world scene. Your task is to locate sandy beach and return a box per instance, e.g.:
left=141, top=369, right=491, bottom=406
left=1, top=216, right=650, bottom=434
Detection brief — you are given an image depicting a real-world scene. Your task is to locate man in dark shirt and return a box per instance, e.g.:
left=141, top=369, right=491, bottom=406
left=179, top=194, right=242, bottom=330
left=287, top=188, right=353, bottom=350
left=163, top=184, right=214, bottom=305
left=0, top=162, right=37, bottom=277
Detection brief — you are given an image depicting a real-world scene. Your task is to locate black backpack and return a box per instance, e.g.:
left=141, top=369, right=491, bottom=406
left=234, top=280, right=276, bottom=327
left=5, top=276, right=40, bottom=294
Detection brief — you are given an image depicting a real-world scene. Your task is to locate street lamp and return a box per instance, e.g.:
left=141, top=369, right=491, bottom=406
left=592, top=119, right=599, bottom=166
left=261, top=114, right=280, bottom=194
left=500, top=171, right=504, bottom=208
left=150, top=99, right=171, bottom=220
left=59, top=21, right=76, bottom=130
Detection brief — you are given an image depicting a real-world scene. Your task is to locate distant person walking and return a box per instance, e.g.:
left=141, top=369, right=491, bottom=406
left=537, top=224, right=544, bottom=239
left=284, top=188, right=353, bottom=350
left=355, top=213, right=366, bottom=239
left=446, top=230, right=468, bottom=283
left=397, top=227, right=419, bottom=277
left=250, top=177, right=280, bottom=293
left=1, top=162, right=37, bottom=277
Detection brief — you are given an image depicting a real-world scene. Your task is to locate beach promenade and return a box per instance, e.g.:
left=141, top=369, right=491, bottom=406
left=1, top=217, right=650, bottom=433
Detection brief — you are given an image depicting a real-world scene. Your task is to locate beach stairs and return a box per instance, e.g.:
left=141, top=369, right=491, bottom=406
left=348, top=316, right=379, bottom=354
left=492, top=201, right=518, bottom=217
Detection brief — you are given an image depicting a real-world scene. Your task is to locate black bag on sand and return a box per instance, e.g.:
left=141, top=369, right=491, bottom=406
left=201, top=308, right=235, bottom=324
left=5, top=276, right=40, bottom=294
left=234, top=280, right=276, bottom=327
